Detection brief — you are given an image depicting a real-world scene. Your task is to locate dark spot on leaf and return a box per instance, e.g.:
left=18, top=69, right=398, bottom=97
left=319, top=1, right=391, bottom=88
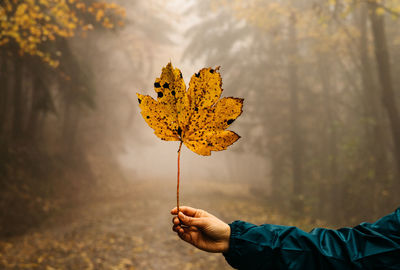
left=195, top=72, right=200, bottom=78
left=227, top=119, right=235, bottom=125
left=154, top=82, right=161, bottom=88
left=138, top=98, right=141, bottom=104
left=210, top=69, right=214, bottom=73
left=163, top=82, right=169, bottom=89
left=177, top=127, right=182, bottom=136
left=171, top=90, right=176, bottom=96
left=146, top=116, right=150, bottom=119
left=194, top=107, right=198, bottom=112
left=157, top=92, right=163, bottom=98
left=208, top=142, right=213, bottom=146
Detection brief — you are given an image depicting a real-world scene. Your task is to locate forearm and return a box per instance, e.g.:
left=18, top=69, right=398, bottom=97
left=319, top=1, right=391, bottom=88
left=223, top=208, right=400, bottom=270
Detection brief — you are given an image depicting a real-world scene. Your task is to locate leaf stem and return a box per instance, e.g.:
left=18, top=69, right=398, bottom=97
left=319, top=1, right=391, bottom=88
left=177, top=141, right=183, bottom=215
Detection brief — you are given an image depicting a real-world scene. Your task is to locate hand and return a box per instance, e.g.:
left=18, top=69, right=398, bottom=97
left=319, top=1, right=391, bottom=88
left=171, top=206, right=231, bottom=253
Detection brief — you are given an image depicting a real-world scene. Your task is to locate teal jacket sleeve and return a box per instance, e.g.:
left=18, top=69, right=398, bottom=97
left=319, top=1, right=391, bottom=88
left=223, top=208, right=400, bottom=270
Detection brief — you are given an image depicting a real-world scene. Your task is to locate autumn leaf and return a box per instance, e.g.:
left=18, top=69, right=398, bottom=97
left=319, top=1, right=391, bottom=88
left=137, top=62, right=243, bottom=213
left=137, top=62, right=243, bottom=156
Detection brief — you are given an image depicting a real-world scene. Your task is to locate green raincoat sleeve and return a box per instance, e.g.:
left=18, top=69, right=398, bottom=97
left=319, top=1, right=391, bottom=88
left=223, top=207, right=400, bottom=269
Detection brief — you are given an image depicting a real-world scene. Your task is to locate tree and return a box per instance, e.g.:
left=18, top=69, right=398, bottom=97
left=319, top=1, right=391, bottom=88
left=0, top=0, right=125, bottom=142
left=183, top=0, right=400, bottom=223
left=368, top=0, right=400, bottom=182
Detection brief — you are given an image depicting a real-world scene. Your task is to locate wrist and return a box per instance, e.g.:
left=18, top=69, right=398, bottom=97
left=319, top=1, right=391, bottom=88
left=221, top=223, right=231, bottom=253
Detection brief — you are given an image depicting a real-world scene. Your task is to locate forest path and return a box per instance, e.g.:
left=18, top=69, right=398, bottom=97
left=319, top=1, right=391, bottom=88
left=0, top=179, right=275, bottom=270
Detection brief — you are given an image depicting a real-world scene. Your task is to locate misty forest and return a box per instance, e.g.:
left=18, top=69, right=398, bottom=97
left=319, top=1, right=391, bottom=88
left=1, top=0, right=400, bottom=269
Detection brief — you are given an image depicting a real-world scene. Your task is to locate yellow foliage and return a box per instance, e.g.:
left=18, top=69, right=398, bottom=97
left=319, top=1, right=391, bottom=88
left=0, top=0, right=125, bottom=68
left=376, top=7, right=385, bottom=15
left=96, top=9, right=104, bottom=22
left=137, top=63, right=244, bottom=156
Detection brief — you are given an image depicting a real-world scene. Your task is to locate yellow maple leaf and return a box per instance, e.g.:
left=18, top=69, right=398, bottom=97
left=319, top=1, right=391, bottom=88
left=137, top=62, right=243, bottom=156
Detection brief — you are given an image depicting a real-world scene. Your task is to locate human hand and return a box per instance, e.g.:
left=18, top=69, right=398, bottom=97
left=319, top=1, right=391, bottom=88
left=171, top=206, right=231, bottom=253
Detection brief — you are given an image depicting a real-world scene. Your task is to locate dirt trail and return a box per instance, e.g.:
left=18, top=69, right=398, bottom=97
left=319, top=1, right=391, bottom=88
left=0, top=179, right=275, bottom=270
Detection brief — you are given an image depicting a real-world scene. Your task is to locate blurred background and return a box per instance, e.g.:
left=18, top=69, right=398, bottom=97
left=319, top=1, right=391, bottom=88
left=1, top=0, right=400, bottom=269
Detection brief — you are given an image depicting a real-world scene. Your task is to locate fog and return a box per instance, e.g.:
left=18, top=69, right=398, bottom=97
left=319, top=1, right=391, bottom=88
left=1, top=0, right=400, bottom=268
left=104, top=0, right=268, bottom=183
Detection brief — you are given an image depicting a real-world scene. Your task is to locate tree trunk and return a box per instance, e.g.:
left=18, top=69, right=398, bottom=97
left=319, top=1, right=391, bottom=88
left=27, top=68, right=41, bottom=140
left=0, top=49, right=9, bottom=141
left=318, top=56, right=340, bottom=222
left=12, top=54, right=23, bottom=140
left=359, top=2, right=388, bottom=216
left=288, top=13, right=304, bottom=214
left=369, top=1, right=400, bottom=182
left=62, top=87, right=81, bottom=152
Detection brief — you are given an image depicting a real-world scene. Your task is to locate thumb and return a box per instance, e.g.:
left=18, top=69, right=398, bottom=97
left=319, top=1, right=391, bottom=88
left=179, top=212, right=204, bottom=227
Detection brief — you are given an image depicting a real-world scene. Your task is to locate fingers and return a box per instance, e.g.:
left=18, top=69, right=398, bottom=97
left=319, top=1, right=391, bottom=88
left=172, top=225, right=198, bottom=244
left=173, top=223, right=198, bottom=232
left=171, top=208, right=206, bottom=227
left=172, top=216, right=180, bottom=225
left=170, top=206, right=200, bottom=217
left=178, top=211, right=205, bottom=227
left=178, top=229, right=193, bottom=243
left=172, top=224, right=181, bottom=233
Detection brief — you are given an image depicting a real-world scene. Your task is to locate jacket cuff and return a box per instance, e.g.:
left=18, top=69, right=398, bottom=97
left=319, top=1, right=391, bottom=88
left=223, top=221, right=246, bottom=268
left=223, top=220, right=270, bottom=269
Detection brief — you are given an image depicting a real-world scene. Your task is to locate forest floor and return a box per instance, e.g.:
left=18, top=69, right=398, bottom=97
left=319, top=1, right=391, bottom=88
left=0, top=178, right=323, bottom=270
